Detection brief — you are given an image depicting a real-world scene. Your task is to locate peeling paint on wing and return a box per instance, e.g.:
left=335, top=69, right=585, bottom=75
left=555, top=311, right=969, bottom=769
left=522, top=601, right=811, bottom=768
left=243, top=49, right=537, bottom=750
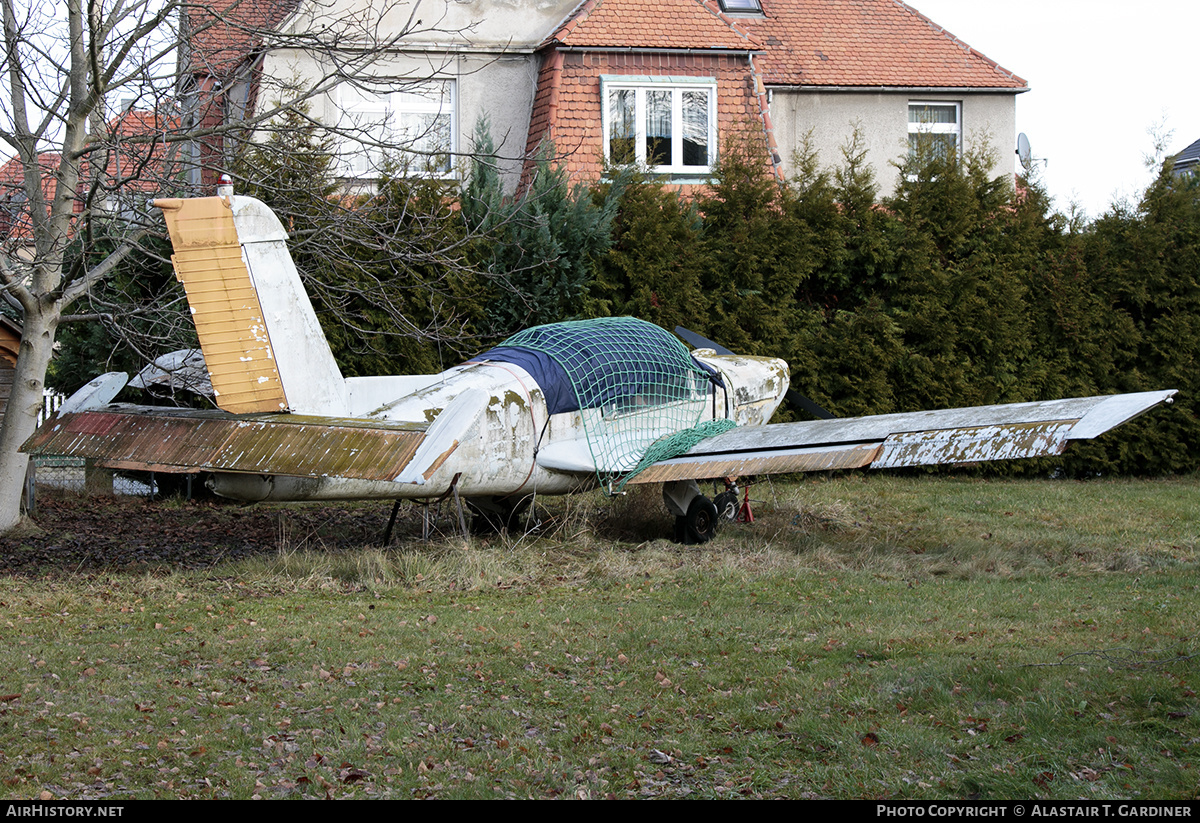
left=874, top=421, right=1075, bottom=469
left=629, top=442, right=880, bottom=483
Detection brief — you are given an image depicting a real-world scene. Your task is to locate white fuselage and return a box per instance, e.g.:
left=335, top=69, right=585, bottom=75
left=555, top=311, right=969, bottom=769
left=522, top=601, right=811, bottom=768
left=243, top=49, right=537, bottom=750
left=207, top=352, right=789, bottom=502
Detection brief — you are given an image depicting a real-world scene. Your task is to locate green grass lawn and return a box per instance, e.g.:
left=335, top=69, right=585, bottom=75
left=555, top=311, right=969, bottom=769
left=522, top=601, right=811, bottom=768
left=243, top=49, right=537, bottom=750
left=1, top=474, right=1196, bottom=799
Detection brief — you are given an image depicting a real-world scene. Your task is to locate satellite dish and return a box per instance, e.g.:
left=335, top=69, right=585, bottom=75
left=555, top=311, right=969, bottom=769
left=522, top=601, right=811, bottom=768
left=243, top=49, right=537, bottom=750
left=1016, top=132, right=1033, bottom=171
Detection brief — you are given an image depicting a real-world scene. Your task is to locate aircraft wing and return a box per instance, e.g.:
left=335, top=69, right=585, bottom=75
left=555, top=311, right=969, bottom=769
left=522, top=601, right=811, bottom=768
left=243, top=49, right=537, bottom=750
left=625, top=390, right=1177, bottom=484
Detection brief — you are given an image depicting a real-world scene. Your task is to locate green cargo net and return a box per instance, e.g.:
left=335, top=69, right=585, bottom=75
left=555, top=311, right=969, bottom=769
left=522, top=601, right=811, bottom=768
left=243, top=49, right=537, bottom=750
left=498, top=318, right=735, bottom=493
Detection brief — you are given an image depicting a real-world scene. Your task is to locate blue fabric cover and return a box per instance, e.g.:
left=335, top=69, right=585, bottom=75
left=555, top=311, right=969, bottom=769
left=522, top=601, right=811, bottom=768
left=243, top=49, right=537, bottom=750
left=470, top=346, right=578, bottom=415
left=468, top=319, right=721, bottom=416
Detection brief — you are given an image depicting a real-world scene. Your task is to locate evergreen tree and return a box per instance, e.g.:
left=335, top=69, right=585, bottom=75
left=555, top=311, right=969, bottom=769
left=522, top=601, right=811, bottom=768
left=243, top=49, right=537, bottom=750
left=586, top=175, right=709, bottom=332
left=695, top=136, right=812, bottom=363
left=463, top=126, right=626, bottom=337
left=789, top=131, right=908, bottom=416
left=1011, top=174, right=1121, bottom=402
left=1073, top=166, right=1200, bottom=473
left=805, top=299, right=905, bottom=417
left=885, top=142, right=1035, bottom=409
left=330, top=171, right=480, bottom=376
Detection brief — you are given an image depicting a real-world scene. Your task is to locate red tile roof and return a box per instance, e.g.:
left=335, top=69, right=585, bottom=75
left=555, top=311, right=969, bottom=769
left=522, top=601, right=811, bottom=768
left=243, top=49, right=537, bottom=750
left=550, top=0, right=762, bottom=51
left=736, top=0, right=1026, bottom=89
left=0, top=108, right=182, bottom=241
left=0, top=153, right=65, bottom=241
left=0, top=153, right=60, bottom=197
left=97, top=108, right=181, bottom=188
left=186, top=0, right=300, bottom=77
left=547, top=0, right=1024, bottom=89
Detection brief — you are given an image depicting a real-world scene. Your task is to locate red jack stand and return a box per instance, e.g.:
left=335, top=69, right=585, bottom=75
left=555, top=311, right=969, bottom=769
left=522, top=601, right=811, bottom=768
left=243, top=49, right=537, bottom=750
left=737, top=479, right=755, bottom=523
left=719, top=477, right=755, bottom=524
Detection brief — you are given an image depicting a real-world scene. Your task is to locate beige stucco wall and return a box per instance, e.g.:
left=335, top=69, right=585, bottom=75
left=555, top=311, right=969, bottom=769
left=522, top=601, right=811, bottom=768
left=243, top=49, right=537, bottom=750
left=258, top=48, right=541, bottom=192
left=257, top=0, right=582, bottom=192
left=769, top=90, right=1020, bottom=194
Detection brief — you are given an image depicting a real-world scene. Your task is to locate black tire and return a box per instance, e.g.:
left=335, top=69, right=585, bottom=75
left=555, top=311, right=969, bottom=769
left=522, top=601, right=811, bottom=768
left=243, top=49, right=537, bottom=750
left=684, top=495, right=718, bottom=544
left=712, top=490, right=739, bottom=523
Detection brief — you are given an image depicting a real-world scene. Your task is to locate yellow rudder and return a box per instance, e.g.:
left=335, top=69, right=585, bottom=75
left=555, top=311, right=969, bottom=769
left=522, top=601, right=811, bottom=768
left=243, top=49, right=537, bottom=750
left=155, top=197, right=288, bottom=414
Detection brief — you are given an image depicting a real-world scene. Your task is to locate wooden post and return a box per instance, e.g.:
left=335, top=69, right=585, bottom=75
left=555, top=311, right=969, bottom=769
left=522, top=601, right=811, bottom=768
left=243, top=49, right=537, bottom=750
left=84, top=459, right=113, bottom=495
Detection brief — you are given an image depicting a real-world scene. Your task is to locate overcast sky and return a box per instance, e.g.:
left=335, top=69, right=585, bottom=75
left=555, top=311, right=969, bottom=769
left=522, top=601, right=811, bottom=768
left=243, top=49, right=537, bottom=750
left=910, top=0, right=1200, bottom=221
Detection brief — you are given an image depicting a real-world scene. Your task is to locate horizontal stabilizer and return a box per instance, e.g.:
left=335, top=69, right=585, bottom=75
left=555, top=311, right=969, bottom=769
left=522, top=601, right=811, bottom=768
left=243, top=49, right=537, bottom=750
left=23, top=405, right=427, bottom=482
left=59, top=372, right=129, bottom=415
left=628, top=390, right=1176, bottom=484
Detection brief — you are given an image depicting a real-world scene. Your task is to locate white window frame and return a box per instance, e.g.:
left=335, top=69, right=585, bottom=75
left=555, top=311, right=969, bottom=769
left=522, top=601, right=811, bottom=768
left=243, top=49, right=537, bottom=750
left=907, top=100, right=961, bottom=161
left=337, top=80, right=456, bottom=179
left=601, top=76, right=717, bottom=176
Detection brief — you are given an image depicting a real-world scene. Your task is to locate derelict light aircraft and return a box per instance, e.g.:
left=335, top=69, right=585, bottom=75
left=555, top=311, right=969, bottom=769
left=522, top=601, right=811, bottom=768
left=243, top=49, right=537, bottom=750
left=24, top=191, right=1177, bottom=543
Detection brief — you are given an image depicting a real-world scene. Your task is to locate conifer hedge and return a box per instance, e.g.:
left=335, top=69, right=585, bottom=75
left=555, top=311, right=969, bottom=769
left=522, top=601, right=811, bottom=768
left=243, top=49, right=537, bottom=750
left=579, top=136, right=1196, bottom=475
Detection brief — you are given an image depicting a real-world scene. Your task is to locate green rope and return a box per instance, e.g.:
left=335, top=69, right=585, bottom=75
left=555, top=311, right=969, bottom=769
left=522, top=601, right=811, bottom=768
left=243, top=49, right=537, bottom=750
left=612, top=417, right=737, bottom=494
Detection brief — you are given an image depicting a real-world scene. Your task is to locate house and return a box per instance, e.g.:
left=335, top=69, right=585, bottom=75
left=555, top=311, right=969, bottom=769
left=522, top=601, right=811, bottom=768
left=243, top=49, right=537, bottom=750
left=0, top=315, right=20, bottom=417
left=1172, top=137, right=1200, bottom=177
left=732, top=0, right=1026, bottom=189
left=185, top=0, right=1027, bottom=195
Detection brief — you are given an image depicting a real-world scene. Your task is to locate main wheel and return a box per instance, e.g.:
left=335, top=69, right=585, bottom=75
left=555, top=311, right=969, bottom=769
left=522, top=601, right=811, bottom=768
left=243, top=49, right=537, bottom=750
left=684, top=495, right=718, bottom=544
left=712, top=490, right=739, bottom=523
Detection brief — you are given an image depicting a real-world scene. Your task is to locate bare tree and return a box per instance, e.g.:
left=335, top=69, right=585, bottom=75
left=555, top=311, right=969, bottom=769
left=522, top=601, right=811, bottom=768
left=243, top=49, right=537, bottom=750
left=0, top=0, right=467, bottom=532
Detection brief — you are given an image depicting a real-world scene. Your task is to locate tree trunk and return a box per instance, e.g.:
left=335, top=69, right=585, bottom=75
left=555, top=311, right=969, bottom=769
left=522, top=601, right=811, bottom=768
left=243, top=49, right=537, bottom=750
left=0, top=307, right=58, bottom=533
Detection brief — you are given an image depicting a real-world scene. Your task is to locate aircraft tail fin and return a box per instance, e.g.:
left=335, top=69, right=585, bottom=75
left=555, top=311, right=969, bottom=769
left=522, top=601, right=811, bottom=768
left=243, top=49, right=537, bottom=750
left=154, top=195, right=349, bottom=416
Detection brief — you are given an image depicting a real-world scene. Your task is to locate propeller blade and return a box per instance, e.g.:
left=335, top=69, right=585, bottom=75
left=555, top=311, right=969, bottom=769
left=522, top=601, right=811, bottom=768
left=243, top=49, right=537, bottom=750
left=786, top=388, right=835, bottom=420
left=674, top=326, right=734, bottom=356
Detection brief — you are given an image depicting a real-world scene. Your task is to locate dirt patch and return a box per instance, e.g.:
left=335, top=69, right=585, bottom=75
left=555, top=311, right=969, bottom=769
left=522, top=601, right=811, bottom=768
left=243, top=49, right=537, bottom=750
left=0, top=494, right=398, bottom=577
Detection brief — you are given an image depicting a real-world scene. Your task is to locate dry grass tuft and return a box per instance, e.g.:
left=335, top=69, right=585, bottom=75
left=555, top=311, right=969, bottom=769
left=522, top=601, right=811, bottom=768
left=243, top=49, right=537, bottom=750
left=171, top=474, right=1200, bottom=593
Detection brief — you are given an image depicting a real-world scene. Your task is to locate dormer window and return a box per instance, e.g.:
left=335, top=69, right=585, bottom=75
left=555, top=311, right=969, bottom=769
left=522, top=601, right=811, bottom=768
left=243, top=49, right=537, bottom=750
left=717, top=0, right=763, bottom=14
